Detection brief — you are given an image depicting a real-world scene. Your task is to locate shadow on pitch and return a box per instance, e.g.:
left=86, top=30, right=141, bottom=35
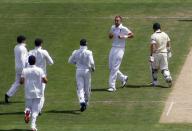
left=125, top=84, right=169, bottom=88
left=0, top=129, right=31, bottom=131
left=0, top=112, right=24, bottom=116
left=46, top=109, right=81, bottom=115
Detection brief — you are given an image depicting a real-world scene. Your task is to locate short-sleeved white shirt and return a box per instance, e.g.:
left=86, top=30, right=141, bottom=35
left=29, top=47, right=54, bottom=75
left=151, top=29, right=170, bottom=53
left=14, top=43, right=28, bottom=73
left=21, top=65, right=45, bottom=99
left=110, top=24, right=132, bottom=48
left=68, top=46, right=95, bottom=71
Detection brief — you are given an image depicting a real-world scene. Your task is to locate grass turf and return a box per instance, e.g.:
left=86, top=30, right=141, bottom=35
left=0, top=0, right=192, bottom=130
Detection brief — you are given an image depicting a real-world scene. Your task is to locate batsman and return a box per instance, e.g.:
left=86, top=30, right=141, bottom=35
left=149, top=23, right=172, bottom=87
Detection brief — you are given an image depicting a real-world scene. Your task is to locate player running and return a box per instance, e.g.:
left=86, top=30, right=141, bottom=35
left=20, top=55, right=48, bottom=131
left=68, top=39, right=95, bottom=112
left=5, top=35, right=28, bottom=103
left=28, top=38, right=54, bottom=114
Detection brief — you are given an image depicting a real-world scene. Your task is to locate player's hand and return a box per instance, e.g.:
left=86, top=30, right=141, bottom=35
left=118, top=35, right=124, bottom=39
left=167, top=51, right=172, bottom=59
left=91, top=67, right=95, bottom=72
left=149, top=56, right=154, bottom=63
left=167, top=47, right=172, bottom=59
left=109, top=33, right=113, bottom=39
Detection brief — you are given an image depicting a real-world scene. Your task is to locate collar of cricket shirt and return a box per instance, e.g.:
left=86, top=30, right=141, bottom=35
left=20, top=43, right=26, bottom=46
left=80, top=46, right=87, bottom=50
left=29, top=65, right=36, bottom=68
left=156, top=29, right=161, bottom=33
left=116, top=24, right=123, bottom=29
left=35, top=46, right=42, bottom=50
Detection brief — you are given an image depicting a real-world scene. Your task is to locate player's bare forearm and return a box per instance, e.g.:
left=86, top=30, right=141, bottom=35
left=128, top=32, right=134, bottom=38
left=150, top=44, right=153, bottom=56
left=167, top=41, right=171, bottom=48
left=42, top=77, right=48, bottom=84
left=118, top=33, right=134, bottom=39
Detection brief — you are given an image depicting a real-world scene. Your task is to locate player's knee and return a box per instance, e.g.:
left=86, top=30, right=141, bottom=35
left=152, top=69, right=158, bottom=73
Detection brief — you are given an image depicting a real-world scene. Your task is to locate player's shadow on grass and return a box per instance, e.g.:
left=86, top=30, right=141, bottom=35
left=0, top=101, right=24, bottom=105
left=0, top=129, right=31, bottom=131
left=0, top=112, right=24, bottom=116
left=91, top=88, right=108, bottom=92
left=91, top=84, right=169, bottom=91
left=125, top=84, right=169, bottom=88
left=46, top=109, right=81, bottom=115
left=178, top=19, right=192, bottom=22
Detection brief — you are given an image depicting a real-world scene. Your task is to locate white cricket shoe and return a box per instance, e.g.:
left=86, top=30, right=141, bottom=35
left=31, top=124, right=37, bottom=131
left=122, top=76, right=128, bottom=88
left=31, top=127, right=37, bottom=131
left=107, top=87, right=116, bottom=92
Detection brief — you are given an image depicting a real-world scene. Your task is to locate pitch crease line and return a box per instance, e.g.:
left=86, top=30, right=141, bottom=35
left=166, top=101, right=174, bottom=116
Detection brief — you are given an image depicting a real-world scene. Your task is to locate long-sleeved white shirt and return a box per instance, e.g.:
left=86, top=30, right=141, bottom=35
left=21, top=65, right=45, bottom=99
left=29, top=47, right=54, bottom=75
left=68, top=46, right=95, bottom=71
left=14, top=43, right=28, bottom=73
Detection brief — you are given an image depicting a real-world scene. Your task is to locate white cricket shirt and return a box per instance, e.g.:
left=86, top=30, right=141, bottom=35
left=21, top=65, right=45, bottom=99
left=68, top=46, right=95, bottom=71
left=110, top=24, right=132, bottom=48
left=151, top=29, right=171, bottom=53
left=29, top=47, right=54, bottom=74
left=14, top=43, right=28, bottom=73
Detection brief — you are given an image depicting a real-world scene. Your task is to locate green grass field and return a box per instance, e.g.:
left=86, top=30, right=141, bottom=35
left=0, top=0, right=192, bottom=130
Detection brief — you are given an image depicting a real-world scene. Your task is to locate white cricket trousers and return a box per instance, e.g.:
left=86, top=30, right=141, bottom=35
left=109, top=47, right=127, bottom=89
left=152, top=53, right=168, bottom=70
left=76, top=69, right=91, bottom=104
left=25, top=98, right=41, bottom=129
left=7, top=71, right=21, bottom=97
left=39, top=83, right=46, bottom=112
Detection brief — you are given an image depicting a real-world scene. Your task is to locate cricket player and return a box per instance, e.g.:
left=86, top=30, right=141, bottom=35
left=108, top=16, right=134, bottom=92
left=68, top=39, right=95, bottom=112
left=28, top=38, right=54, bottom=114
left=20, top=55, right=47, bottom=131
left=5, top=35, right=28, bottom=103
left=149, top=23, right=172, bottom=87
